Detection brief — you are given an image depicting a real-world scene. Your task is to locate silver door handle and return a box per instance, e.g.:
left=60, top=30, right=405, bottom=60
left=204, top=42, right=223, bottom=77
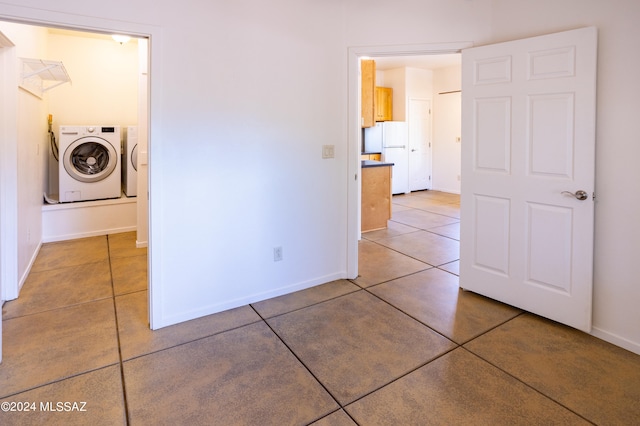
left=411, top=149, right=417, bottom=152
left=561, top=190, right=588, bottom=201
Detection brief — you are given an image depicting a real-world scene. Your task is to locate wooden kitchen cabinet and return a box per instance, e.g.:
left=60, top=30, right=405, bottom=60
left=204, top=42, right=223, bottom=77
left=361, top=59, right=376, bottom=128
left=361, top=153, right=382, bottom=161
left=361, top=163, right=393, bottom=232
left=375, top=86, right=393, bottom=121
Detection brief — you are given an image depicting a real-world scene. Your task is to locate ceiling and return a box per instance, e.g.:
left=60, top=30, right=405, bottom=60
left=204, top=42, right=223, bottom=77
left=372, top=53, right=461, bottom=71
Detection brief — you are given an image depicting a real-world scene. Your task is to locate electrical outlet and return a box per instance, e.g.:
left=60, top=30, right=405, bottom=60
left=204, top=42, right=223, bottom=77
left=322, top=145, right=335, bottom=159
left=273, top=246, right=283, bottom=262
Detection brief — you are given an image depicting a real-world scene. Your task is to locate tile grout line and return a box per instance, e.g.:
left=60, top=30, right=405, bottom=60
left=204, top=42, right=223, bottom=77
left=362, top=285, right=458, bottom=345
left=371, top=238, right=452, bottom=272
left=348, top=269, right=429, bottom=291
left=435, top=266, right=460, bottom=277
left=1, top=295, right=115, bottom=322
left=339, top=296, right=589, bottom=420
left=118, top=317, right=265, bottom=364
left=459, top=342, right=597, bottom=425
left=106, top=235, right=132, bottom=425
left=251, top=287, right=363, bottom=322
left=390, top=205, right=461, bottom=221
left=369, top=239, right=435, bottom=266
left=461, top=311, right=600, bottom=423
left=368, top=235, right=459, bottom=269
left=0, top=364, right=122, bottom=400
left=0, top=236, right=132, bottom=402
left=342, top=255, right=465, bottom=407
left=250, top=289, right=463, bottom=425
left=379, top=222, right=461, bottom=243
left=0, top=236, right=122, bottom=400
left=342, top=345, right=460, bottom=411
left=348, top=262, right=456, bottom=291
left=247, top=304, right=361, bottom=425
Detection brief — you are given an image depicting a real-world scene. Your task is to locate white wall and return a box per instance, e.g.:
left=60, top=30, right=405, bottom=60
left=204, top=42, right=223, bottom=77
left=148, top=1, right=349, bottom=326
left=378, top=67, right=434, bottom=122
left=488, top=0, right=640, bottom=356
left=0, top=22, right=48, bottom=295
left=432, top=65, right=461, bottom=193
left=46, top=31, right=138, bottom=127
left=378, top=68, right=406, bottom=121
left=2, top=0, right=639, bottom=354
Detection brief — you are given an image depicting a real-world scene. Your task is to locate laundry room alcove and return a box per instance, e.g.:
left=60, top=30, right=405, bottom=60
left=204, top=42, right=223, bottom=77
left=17, top=54, right=137, bottom=243
left=32, top=27, right=148, bottom=245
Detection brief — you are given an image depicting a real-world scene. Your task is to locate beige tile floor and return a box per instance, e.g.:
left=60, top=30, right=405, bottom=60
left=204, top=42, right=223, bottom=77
left=2, top=191, right=640, bottom=425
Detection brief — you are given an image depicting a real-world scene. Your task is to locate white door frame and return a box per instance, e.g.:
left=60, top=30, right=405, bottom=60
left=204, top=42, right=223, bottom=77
left=0, top=5, right=161, bottom=328
left=0, top=30, right=17, bottom=364
left=0, top=30, right=18, bottom=305
left=347, top=42, right=472, bottom=277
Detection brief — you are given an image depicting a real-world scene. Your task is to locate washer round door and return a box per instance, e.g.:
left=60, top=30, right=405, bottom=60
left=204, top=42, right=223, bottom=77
left=131, top=144, right=138, bottom=172
left=63, top=137, right=118, bottom=183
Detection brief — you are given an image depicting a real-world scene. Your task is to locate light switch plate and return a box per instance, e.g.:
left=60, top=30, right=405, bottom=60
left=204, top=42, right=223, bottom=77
left=322, top=144, right=335, bottom=159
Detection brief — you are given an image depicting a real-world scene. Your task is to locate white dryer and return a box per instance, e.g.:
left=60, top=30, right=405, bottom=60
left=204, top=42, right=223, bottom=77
left=58, top=125, right=121, bottom=202
left=122, top=126, right=138, bottom=197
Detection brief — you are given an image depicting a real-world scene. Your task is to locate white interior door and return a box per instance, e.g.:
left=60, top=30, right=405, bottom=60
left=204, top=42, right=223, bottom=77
left=409, top=98, right=432, bottom=191
left=459, top=27, right=597, bottom=332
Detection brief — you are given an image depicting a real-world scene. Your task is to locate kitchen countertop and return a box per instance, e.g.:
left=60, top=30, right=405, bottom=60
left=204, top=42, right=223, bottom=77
left=361, top=159, right=394, bottom=168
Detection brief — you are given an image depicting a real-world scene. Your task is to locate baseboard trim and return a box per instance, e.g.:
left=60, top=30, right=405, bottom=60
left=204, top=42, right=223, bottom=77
left=151, top=271, right=346, bottom=330
left=591, top=326, right=640, bottom=355
left=42, top=226, right=137, bottom=243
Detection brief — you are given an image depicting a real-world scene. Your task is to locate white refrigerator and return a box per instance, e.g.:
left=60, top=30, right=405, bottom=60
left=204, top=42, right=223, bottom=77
left=364, top=121, right=409, bottom=194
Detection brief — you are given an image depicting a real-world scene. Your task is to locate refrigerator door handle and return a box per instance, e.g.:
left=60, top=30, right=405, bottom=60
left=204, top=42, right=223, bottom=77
left=383, top=145, right=406, bottom=149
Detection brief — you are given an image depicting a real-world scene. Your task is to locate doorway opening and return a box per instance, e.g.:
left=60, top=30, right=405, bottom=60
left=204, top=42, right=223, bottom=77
left=348, top=42, right=469, bottom=278
left=0, top=17, right=152, bottom=324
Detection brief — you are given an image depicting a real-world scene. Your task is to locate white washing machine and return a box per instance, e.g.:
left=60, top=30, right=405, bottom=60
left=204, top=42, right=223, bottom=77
left=122, top=126, right=138, bottom=197
left=58, top=125, right=121, bottom=203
